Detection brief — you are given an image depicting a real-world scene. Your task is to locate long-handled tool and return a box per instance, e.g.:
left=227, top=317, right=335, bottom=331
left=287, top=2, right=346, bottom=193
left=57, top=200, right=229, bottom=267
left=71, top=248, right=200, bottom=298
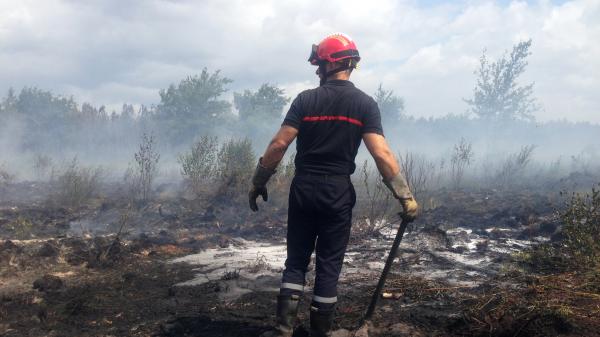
left=353, top=216, right=413, bottom=336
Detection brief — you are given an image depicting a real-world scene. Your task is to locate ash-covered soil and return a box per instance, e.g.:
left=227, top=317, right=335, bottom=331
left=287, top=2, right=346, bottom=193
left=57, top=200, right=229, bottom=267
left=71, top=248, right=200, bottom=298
left=1, top=184, right=599, bottom=337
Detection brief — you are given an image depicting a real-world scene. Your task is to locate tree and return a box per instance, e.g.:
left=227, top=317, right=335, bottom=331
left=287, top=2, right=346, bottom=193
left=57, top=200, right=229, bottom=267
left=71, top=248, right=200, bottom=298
left=0, top=88, right=18, bottom=116
left=234, top=83, right=290, bottom=122
left=233, top=83, right=290, bottom=145
left=155, top=69, right=233, bottom=144
left=7, top=87, right=79, bottom=150
left=465, top=40, right=539, bottom=121
left=374, top=84, right=405, bottom=125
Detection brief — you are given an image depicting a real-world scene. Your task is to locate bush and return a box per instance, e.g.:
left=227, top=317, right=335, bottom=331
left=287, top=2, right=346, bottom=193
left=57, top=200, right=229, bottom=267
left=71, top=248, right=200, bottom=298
left=178, top=135, right=219, bottom=196
left=269, top=152, right=296, bottom=203
left=354, top=160, right=394, bottom=236
left=216, top=138, right=255, bottom=195
left=6, top=216, right=33, bottom=239
left=398, top=151, right=436, bottom=199
left=52, top=157, right=103, bottom=208
left=450, top=137, right=474, bottom=189
left=496, top=145, right=536, bottom=187
left=561, top=186, right=600, bottom=266
left=517, top=184, right=600, bottom=272
left=125, top=133, right=160, bottom=203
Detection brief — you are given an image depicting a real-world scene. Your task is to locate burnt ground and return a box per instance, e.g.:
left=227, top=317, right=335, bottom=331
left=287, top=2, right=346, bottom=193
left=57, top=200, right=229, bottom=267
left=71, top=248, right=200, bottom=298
left=1, top=183, right=599, bottom=337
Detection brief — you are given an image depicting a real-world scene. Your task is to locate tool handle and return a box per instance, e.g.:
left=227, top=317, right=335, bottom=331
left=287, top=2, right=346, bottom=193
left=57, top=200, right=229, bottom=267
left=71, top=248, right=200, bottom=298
left=362, top=217, right=411, bottom=322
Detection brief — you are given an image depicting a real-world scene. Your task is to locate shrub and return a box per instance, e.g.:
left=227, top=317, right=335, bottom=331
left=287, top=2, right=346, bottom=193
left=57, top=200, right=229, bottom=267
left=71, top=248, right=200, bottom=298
left=516, top=184, right=600, bottom=272
left=450, top=137, right=474, bottom=189
left=216, top=138, right=255, bottom=194
left=125, top=133, right=160, bottom=202
left=561, top=186, right=600, bottom=266
left=6, top=216, right=33, bottom=239
left=33, top=154, right=53, bottom=181
left=178, top=135, right=219, bottom=196
left=496, top=145, right=536, bottom=187
left=53, top=157, right=103, bottom=208
left=398, top=151, right=436, bottom=199
left=355, top=160, right=393, bottom=235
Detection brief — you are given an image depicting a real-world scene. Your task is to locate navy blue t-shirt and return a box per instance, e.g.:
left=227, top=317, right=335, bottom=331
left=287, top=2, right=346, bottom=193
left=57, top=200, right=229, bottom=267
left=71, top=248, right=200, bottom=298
left=282, top=79, right=383, bottom=175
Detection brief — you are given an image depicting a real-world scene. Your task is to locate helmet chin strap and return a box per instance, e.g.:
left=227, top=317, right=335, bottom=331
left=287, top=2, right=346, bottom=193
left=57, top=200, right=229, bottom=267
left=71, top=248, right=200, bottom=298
left=318, top=60, right=356, bottom=86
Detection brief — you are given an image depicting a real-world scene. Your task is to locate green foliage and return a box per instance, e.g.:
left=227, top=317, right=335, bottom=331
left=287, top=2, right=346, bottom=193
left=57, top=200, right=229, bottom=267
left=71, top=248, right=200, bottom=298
left=178, top=135, right=219, bottom=196
left=1, top=87, right=79, bottom=150
left=53, top=157, right=103, bottom=208
left=6, top=217, right=33, bottom=239
left=513, top=244, right=570, bottom=273
left=217, top=138, right=255, bottom=193
left=374, top=84, right=405, bottom=125
left=562, top=186, right=600, bottom=265
left=517, top=184, right=600, bottom=272
left=234, top=83, right=290, bottom=122
left=155, top=69, right=232, bottom=144
left=15, top=87, right=78, bottom=121
left=465, top=40, right=539, bottom=121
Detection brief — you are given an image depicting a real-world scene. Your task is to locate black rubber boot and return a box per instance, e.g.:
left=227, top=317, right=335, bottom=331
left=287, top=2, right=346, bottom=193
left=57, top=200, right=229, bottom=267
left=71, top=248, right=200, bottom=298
left=309, top=306, right=334, bottom=337
left=260, top=295, right=300, bottom=337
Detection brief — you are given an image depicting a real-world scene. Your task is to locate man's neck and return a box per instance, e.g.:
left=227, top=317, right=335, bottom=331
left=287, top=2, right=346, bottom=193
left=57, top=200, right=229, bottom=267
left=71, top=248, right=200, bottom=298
left=327, top=73, right=351, bottom=81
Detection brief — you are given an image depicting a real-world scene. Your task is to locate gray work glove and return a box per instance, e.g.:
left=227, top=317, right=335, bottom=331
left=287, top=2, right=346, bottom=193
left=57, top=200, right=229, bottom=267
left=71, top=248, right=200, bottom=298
left=383, top=172, right=419, bottom=221
left=249, top=158, right=276, bottom=212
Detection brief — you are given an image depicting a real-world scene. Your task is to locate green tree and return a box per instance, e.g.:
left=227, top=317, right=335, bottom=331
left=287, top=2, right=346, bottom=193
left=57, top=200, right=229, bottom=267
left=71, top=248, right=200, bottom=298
left=374, top=84, right=405, bottom=125
left=7, top=87, right=79, bottom=150
left=155, top=69, right=233, bottom=144
left=465, top=40, right=539, bottom=121
left=234, top=83, right=290, bottom=122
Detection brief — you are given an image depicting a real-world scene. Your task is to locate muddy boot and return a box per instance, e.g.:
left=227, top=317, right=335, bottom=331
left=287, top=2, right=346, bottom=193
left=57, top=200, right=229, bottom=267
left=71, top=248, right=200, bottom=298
left=260, top=294, right=300, bottom=337
left=310, top=306, right=334, bottom=337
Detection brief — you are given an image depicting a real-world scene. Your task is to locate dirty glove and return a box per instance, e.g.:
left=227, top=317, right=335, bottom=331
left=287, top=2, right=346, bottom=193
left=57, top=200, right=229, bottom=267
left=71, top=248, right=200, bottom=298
left=383, top=172, right=419, bottom=221
left=249, top=158, right=276, bottom=212
left=399, top=197, right=419, bottom=221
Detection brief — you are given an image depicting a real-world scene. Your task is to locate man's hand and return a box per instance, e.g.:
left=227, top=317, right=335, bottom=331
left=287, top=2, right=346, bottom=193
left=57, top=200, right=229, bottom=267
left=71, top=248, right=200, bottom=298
left=249, top=186, right=268, bottom=212
left=399, top=197, right=419, bottom=221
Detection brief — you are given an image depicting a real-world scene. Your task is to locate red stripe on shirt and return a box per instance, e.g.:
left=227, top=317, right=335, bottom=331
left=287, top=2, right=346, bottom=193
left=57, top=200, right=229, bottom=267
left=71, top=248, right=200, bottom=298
left=302, top=115, right=363, bottom=127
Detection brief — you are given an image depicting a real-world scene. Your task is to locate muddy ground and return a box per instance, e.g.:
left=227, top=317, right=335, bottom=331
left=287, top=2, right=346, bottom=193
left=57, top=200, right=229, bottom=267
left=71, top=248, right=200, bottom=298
left=1, top=183, right=599, bottom=337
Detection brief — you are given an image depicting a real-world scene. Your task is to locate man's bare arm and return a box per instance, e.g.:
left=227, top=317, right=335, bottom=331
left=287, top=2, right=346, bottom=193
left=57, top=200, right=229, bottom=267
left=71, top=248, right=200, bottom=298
left=260, top=126, right=299, bottom=169
left=362, top=132, right=400, bottom=180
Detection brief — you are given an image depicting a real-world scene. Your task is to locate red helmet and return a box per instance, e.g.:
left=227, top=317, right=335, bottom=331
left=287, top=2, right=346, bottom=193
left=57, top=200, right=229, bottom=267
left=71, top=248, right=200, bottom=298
left=308, top=33, right=361, bottom=65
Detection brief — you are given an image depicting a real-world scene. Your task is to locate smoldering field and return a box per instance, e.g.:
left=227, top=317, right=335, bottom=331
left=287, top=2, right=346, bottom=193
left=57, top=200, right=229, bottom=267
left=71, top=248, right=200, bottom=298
left=1, top=54, right=600, bottom=336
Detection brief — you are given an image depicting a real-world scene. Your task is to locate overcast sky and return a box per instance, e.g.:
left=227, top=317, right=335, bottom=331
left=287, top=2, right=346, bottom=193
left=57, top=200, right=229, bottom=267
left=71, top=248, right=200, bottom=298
left=0, top=0, right=598, bottom=123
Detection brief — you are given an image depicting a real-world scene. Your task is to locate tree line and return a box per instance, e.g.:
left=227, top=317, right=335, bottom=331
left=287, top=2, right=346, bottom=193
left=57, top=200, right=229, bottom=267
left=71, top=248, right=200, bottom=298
left=1, top=39, right=595, bottom=162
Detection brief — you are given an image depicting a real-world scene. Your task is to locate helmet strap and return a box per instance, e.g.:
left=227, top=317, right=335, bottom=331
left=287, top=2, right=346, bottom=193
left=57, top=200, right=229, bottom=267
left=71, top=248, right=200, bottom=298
left=322, top=59, right=358, bottom=84
left=318, top=59, right=358, bottom=86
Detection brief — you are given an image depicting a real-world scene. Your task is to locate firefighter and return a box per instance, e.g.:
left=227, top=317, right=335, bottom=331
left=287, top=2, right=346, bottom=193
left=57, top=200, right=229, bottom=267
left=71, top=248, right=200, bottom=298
left=250, top=33, right=418, bottom=337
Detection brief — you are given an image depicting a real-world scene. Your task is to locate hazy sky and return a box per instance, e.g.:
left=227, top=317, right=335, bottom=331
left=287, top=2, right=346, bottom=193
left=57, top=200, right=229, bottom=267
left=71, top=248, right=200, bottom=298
left=0, top=0, right=598, bottom=123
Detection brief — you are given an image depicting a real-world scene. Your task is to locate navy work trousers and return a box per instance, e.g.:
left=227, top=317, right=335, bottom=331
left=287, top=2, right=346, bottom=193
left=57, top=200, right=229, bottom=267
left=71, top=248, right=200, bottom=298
left=280, top=174, right=356, bottom=310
